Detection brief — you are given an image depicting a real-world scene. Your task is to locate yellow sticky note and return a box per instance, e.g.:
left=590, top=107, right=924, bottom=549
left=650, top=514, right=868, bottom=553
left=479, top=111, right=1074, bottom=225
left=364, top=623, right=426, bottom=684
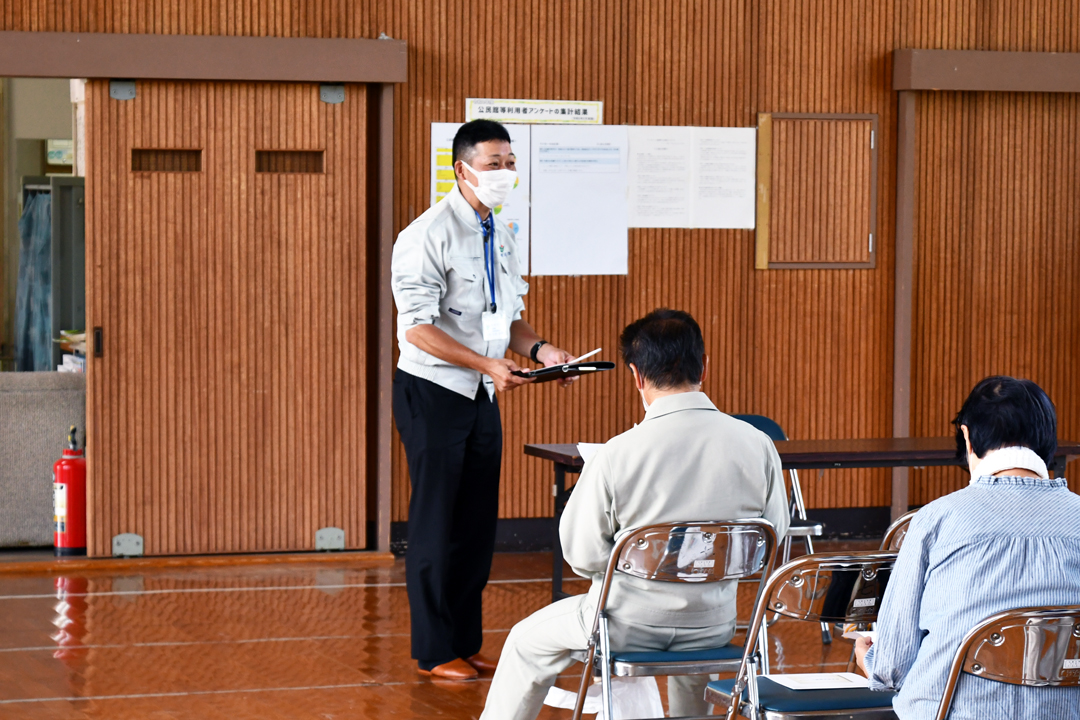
left=436, top=169, right=456, bottom=180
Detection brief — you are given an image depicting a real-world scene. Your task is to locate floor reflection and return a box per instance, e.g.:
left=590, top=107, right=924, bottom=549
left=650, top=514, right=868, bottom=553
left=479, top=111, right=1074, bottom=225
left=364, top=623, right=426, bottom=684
left=0, top=544, right=875, bottom=718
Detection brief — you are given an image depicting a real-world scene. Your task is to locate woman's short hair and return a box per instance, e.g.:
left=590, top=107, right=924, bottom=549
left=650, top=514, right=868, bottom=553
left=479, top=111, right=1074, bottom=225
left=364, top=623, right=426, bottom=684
left=619, top=308, right=704, bottom=389
left=953, top=376, right=1057, bottom=465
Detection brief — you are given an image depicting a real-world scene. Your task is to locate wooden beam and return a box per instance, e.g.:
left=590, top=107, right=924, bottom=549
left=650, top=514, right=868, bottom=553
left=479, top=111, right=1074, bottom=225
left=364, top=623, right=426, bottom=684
left=894, top=49, right=1080, bottom=93
left=0, top=31, right=407, bottom=83
left=376, top=83, right=395, bottom=554
left=891, top=91, right=917, bottom=522
left=755, top=113, right=772, bottom=270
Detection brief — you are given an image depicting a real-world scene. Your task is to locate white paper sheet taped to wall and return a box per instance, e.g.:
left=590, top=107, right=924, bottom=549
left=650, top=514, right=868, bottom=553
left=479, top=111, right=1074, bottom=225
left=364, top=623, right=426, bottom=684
left=530, top=124, right=630, bottom=276
left=628, top=126, right=756, bottom=229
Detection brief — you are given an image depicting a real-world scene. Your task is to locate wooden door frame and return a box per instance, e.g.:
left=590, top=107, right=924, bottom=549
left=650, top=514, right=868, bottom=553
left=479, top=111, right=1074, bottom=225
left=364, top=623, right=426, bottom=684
left=0, top=31, right=404, bottom=554
left=890, top=49, right=1080, bottom=521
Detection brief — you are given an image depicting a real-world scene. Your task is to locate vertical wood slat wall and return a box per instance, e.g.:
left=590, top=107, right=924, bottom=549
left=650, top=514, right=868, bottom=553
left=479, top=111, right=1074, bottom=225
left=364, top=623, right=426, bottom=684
left=5, top=1, right=1078, bottom=535
left=910, top=90, right=1080, bottom=503
left=770, top=119, right=874, bottom=264
left=85, top=80, right=368, bottom=556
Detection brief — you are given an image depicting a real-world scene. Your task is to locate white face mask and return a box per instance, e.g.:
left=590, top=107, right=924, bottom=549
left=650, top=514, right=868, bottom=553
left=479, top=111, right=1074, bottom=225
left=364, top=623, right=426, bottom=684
left=640, top=390, right=650, bottom=413
left=462, top=161, right=517, bottom=209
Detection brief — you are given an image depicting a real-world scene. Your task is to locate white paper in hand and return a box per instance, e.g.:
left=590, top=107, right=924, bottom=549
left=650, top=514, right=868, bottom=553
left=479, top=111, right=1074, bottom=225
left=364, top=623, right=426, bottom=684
left=577, top=443, right=604, bottom=464
left=842, top=630, right=878, bottom=643
left=543, top=676, right=664, bottom=717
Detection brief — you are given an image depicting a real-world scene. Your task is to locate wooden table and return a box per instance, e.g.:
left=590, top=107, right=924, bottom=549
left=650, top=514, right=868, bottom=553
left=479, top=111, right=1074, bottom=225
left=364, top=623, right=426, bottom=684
left=526, top=437, right=1080, bottom=601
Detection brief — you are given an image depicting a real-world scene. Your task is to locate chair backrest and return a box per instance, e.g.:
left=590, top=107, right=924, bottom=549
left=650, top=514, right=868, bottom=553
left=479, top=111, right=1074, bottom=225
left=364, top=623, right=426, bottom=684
left=726, top=551, right=899, bottom=720
left=731, top=414, right=789, bottom=442
left=934, top=605, right=1080, bottom=720
left=616, top=521, right=777, bottom=583
left=880, top=509, right=919, bottom=551
left=763, top=551, right=897, bottom=624
left=592, top=519, right=780, bottom=623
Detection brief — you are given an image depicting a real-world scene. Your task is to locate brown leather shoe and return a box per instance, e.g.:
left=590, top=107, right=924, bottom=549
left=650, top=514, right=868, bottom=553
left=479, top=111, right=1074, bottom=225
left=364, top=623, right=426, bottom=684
left=418, top=658, right=478, bottom=681
left=466, top=653, right=499, bottom=672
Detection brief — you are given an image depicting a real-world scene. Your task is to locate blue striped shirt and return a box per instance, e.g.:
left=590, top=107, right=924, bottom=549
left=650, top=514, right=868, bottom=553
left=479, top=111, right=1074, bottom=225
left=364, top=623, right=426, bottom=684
left=865, top=475, right=1080, bottom=719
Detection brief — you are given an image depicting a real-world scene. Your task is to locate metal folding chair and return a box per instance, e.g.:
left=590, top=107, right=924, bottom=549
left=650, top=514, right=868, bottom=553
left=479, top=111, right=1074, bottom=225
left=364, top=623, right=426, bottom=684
left=570, top=519, right=780, bottom=720
left=934, top=605, right=1080, bottom=720
left=879, top=509, right=918, bottom=551
left=731, top=415, right=825, bottom=563
left=731, top=415, right=829, bottom=642
left=706, top=551, right=900, bottom=720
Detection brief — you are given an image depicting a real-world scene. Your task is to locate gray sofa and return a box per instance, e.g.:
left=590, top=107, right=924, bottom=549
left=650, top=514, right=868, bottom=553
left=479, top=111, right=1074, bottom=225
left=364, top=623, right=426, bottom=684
left=0, top=372, right=86, bottom=546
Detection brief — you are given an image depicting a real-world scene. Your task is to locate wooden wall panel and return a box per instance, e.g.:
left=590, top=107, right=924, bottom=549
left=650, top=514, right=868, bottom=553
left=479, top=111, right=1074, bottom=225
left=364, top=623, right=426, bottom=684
left=910, top=90, right=1080, bottom=501
left=770, top=118, right=874, bottom=265
left=85, top=80, right=368, bottom=555
left=6, top=0, right=1079, bottom=532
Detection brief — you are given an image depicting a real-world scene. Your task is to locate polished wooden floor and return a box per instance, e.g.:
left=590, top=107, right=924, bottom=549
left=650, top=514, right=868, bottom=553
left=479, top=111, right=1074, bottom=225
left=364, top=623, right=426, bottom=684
left=0, top=543, right=874, bottom=718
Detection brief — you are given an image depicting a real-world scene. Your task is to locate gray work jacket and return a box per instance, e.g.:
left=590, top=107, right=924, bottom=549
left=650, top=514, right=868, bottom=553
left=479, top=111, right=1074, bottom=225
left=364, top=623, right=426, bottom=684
left=391, top=184, right=529, bottom=399
left=561, top=392, right=791, bottom=627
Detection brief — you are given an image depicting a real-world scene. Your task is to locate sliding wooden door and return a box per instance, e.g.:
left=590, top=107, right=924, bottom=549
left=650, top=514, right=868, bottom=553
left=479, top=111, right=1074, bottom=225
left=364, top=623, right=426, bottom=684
left=85, top=81, right=368, bottom=556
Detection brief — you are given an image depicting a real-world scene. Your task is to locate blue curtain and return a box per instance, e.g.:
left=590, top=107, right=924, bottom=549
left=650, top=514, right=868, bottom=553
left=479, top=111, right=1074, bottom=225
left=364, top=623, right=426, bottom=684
left=14, top=191, right=52, bottom=371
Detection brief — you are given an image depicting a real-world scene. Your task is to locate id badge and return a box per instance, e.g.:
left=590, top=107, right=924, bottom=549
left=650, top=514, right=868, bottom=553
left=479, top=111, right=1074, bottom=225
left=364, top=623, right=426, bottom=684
left=482, top=310, right=509, bottom=342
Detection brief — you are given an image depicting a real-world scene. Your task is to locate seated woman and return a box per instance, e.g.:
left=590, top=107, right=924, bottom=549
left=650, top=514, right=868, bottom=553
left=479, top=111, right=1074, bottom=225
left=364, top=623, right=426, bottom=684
left=855, top=376, right=1080, bottom=719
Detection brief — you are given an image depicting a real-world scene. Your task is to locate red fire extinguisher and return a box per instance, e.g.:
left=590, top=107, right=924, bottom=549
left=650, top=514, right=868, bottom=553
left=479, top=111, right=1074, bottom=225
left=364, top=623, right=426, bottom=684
left=54, top=426, right=86, bottom=557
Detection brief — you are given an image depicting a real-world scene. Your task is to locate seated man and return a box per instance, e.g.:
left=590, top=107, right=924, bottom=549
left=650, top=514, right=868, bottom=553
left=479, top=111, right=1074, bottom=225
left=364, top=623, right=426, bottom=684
left=480, top=308, right=790, bottom=720
left=856, top=376, right=1080, bottom=719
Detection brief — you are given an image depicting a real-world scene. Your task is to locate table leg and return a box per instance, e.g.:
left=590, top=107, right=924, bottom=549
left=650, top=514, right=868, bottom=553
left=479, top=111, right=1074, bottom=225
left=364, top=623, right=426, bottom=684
left=552, top=464, right=567, bottom=602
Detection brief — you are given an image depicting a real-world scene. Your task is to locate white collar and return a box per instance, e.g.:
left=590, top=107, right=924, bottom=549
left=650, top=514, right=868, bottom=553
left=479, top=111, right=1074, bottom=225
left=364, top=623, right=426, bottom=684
left=971, top=445, right=1049, bottom=483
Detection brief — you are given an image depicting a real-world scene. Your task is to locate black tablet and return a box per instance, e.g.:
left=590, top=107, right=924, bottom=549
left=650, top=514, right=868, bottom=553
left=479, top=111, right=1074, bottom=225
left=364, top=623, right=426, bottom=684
left=511, top=361, right=616, bottom=383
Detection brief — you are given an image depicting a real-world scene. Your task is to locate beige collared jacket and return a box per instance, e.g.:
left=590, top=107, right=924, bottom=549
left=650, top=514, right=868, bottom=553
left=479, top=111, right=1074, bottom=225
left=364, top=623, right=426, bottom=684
left=560, top=391, right=791, bottom=627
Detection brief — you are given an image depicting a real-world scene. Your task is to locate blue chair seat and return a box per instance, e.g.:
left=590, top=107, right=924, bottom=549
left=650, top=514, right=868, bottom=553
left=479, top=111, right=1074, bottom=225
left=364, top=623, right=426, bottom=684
left=612, top=644, right=744, bottom=664
left=706, top=677, right=896, bottom=714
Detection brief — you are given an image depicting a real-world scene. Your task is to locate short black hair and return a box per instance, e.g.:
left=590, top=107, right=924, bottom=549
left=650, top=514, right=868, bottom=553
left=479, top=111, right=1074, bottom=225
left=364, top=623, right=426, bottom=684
left=619, top=309, right=705, bottom=389
left=452, top=120, right=511, bottom=164
left=953, top=376, right=1057, bottom=465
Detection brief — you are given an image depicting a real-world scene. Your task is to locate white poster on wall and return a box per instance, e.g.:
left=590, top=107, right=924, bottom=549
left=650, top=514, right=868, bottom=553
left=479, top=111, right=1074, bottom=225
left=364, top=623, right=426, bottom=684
left=691, top=127, right=756, bottom=229
left=430, top=122, right=532, bottom=272
left=627, top=126, right=693, bottom=228
left=530, top=125, right=629, bottom=276
left=627, top=126, right=756, bottom=229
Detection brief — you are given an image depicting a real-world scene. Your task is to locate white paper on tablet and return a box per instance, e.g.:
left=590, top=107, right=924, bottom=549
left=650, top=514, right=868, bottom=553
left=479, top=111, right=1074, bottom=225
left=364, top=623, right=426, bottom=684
left=766, top=673, right=869, bottom=691
left=577, top=443, right=604, bottom=464
left=842, top=630, right=878, bottom=643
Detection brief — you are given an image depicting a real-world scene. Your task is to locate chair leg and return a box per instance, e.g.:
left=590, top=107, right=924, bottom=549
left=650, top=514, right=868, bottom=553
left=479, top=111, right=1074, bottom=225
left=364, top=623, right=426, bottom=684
left=821, top=622, right=832, bottom=645
left=599, top=613, right=614, bottom=720
left=571, top=643, right=596, bottom=720
left=758, top=617, right=771, bottom=675
left=746, top=658, right=761, bottom=720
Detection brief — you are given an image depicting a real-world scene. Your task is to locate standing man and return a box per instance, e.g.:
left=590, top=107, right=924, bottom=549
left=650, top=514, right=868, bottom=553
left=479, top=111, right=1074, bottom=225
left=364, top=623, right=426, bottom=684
left=392, top=119, right=577, bottom=680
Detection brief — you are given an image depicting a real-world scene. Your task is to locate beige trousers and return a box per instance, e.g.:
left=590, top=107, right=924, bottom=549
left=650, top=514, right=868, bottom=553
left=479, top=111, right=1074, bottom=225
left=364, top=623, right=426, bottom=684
left=479, top=594, right=734, bottom=720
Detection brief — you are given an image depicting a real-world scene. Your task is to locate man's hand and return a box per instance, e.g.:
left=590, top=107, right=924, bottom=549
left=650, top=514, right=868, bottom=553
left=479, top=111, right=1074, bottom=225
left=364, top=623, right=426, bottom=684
left=854, top=636, right=873, bottom=677
left=484, top=358, right=534, bottom=393
left=536, top=344, right=578, bottom=387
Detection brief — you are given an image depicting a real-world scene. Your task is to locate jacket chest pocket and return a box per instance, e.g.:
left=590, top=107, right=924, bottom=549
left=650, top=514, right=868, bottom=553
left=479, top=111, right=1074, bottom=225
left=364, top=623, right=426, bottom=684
left=448, top=256, right=485, bottom=315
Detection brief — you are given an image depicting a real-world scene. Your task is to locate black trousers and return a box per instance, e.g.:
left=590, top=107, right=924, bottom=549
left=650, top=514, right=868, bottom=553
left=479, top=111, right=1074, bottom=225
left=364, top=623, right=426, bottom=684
left=392, top=370, right=502, bottom=668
